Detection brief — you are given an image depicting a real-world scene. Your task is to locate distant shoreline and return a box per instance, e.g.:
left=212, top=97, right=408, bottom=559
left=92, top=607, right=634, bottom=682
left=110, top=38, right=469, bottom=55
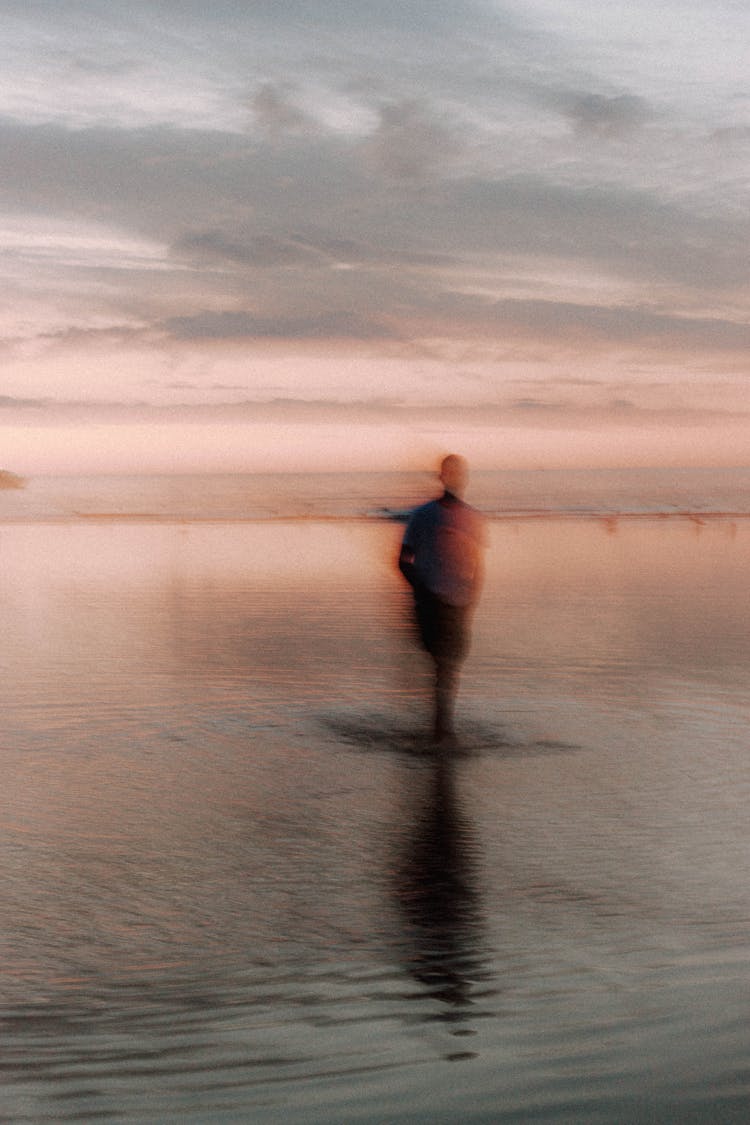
left=0, top=510, right=746, bottom=527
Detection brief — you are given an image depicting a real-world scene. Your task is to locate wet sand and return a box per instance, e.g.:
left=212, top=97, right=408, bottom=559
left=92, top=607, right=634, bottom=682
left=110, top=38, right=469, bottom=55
left=2, top=517, right=750, bottom=1122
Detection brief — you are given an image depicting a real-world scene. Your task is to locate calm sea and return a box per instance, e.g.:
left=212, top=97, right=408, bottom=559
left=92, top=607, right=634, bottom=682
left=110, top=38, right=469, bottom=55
left=2, top=470, right=750, bottom=1122
left=2, top=465, right=750, bottom=523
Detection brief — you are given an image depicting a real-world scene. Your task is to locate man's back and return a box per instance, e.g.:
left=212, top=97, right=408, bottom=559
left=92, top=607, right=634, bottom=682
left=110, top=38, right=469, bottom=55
left=401, top=493, right=485, bottom=608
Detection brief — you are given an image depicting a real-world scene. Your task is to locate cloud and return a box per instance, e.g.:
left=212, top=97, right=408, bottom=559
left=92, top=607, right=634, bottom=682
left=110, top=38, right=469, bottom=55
left=363, top=99, right=463, bottom=180
left=250, top=83, right=318, bottom=136
left=414, top=292, right=750, bottom=355
left=485, top=299, right=750, bottom=351
left=163, top=309, right=394, bottom=340
left=710, top=125, right=750, bottom=145
left=66, top=55, right=140, bottom=78
left=219, top=0, right=504, bottom=40
left=1, top=116, right=746, bottom=298
left=510, top=397, right=564, bottom=411
left=0, top=0, right=747, bottom=428
left=0, top=113, right=746, bottom=363
left=172, top=230, right=323, bottom=268
left=444, top=175, right=750, bottom=288
left=171, top=226, right=453, bottom=271
left=12, top=394, right=746, bottom=435
left=560, top=92, right=651, bottom=137
left=521, top=79, right=654, bottom=138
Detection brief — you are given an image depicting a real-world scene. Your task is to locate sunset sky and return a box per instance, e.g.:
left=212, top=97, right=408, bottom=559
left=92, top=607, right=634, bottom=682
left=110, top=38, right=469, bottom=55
left=1, top=0, right=748, bottom=473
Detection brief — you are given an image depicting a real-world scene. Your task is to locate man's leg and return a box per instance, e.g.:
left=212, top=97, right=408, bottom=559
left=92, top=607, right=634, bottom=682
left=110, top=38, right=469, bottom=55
left=416, top=594, right=470, bottom=742
left=432, top=603, right=470, bottom=743
left=433, top=657, right=460, bottom=743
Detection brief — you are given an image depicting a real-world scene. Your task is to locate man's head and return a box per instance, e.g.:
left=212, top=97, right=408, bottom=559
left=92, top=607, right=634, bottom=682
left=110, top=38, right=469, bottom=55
left=439, top=453, right=469, bottom=498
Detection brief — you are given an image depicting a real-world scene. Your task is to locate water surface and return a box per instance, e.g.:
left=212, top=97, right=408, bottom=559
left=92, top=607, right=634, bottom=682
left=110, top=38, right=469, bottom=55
left=2, top=514, right=750, bottom=1121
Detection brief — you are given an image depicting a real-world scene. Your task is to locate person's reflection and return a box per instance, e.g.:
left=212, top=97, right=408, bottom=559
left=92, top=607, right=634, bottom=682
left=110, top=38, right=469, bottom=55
left=393, top=754, right=489, bottom=1039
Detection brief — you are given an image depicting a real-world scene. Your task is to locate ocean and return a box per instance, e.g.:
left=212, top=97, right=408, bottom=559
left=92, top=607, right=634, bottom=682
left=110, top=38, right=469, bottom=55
left=2, top=468, right=750, bottom=1122
left=3, top=465, right=750, bottom=523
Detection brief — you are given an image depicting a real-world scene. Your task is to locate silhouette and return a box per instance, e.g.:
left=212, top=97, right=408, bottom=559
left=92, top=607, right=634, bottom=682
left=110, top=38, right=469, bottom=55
left=398, top=454, right=486, bottom=743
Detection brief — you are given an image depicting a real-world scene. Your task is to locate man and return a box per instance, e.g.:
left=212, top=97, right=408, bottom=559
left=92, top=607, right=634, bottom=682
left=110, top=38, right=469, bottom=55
left=398, top=454, right=486, bottom=743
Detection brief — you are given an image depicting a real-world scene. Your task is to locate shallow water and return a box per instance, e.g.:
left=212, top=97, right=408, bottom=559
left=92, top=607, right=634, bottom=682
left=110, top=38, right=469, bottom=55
left=2, top=517, right=750, bottom=1121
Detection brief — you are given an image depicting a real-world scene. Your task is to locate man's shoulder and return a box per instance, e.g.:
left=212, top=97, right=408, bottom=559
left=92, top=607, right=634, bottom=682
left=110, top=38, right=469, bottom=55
left=406, top=497, right=442, bottom=524
left=402, top=498, right=441, bottom=542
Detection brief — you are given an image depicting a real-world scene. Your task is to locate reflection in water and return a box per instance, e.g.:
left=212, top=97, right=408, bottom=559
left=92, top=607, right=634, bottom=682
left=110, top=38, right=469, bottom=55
left=393, top=755, right=491, bottom=1047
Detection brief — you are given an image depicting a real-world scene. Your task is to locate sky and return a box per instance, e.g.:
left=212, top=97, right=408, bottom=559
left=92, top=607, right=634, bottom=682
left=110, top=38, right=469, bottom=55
left=1, top=0, right=748, bottom=473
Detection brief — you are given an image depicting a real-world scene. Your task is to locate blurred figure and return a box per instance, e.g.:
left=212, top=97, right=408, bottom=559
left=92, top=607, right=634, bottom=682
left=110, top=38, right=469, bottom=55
left=398, top=455, right=486, bottom=743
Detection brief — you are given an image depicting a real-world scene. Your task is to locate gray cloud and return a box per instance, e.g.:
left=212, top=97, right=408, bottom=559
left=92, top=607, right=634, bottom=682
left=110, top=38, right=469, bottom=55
left=1, top=0, right=747, bottom=428
left=172, top=226, right=453, bottom=271
left=123, top=0, right=496, bottom=35
left=483, top=299, right=750, bottom=351
left=66, top=55, right=141, bottom=77
left=159, top=291, right=750, bottom=353
left=163, top=310, right=394, bottom=340
left=519, top=78, right=655, bottom=138
left=510, top=398, right=564, bottom=411
left=251, top=84, right=318, bottom=136
left=443, top=176, right=750, bottom=288
left=363, top=99, right=463, bottom=180
left=2, top=114, right=744, bottom=359
left=172, top=230, right=324, bottom=268
left=560, top=92, right=651, bottom=137
left=411, top=293, right=750, bottom=357
left=1, top=136, right=744, bottom=382
left=1, top=116, right=746, bottom=298
left=710, top=125, right=750, bottom=145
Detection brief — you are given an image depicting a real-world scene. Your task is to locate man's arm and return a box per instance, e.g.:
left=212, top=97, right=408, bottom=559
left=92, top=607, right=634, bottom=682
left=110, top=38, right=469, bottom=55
left=398, top=542, right=418, bottom=588
left=398, top=511, right=421, bottom=589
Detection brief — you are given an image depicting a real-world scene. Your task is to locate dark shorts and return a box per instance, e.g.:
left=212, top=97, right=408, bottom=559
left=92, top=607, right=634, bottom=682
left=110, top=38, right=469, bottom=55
left=415, top=591, right=470, bottom=666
